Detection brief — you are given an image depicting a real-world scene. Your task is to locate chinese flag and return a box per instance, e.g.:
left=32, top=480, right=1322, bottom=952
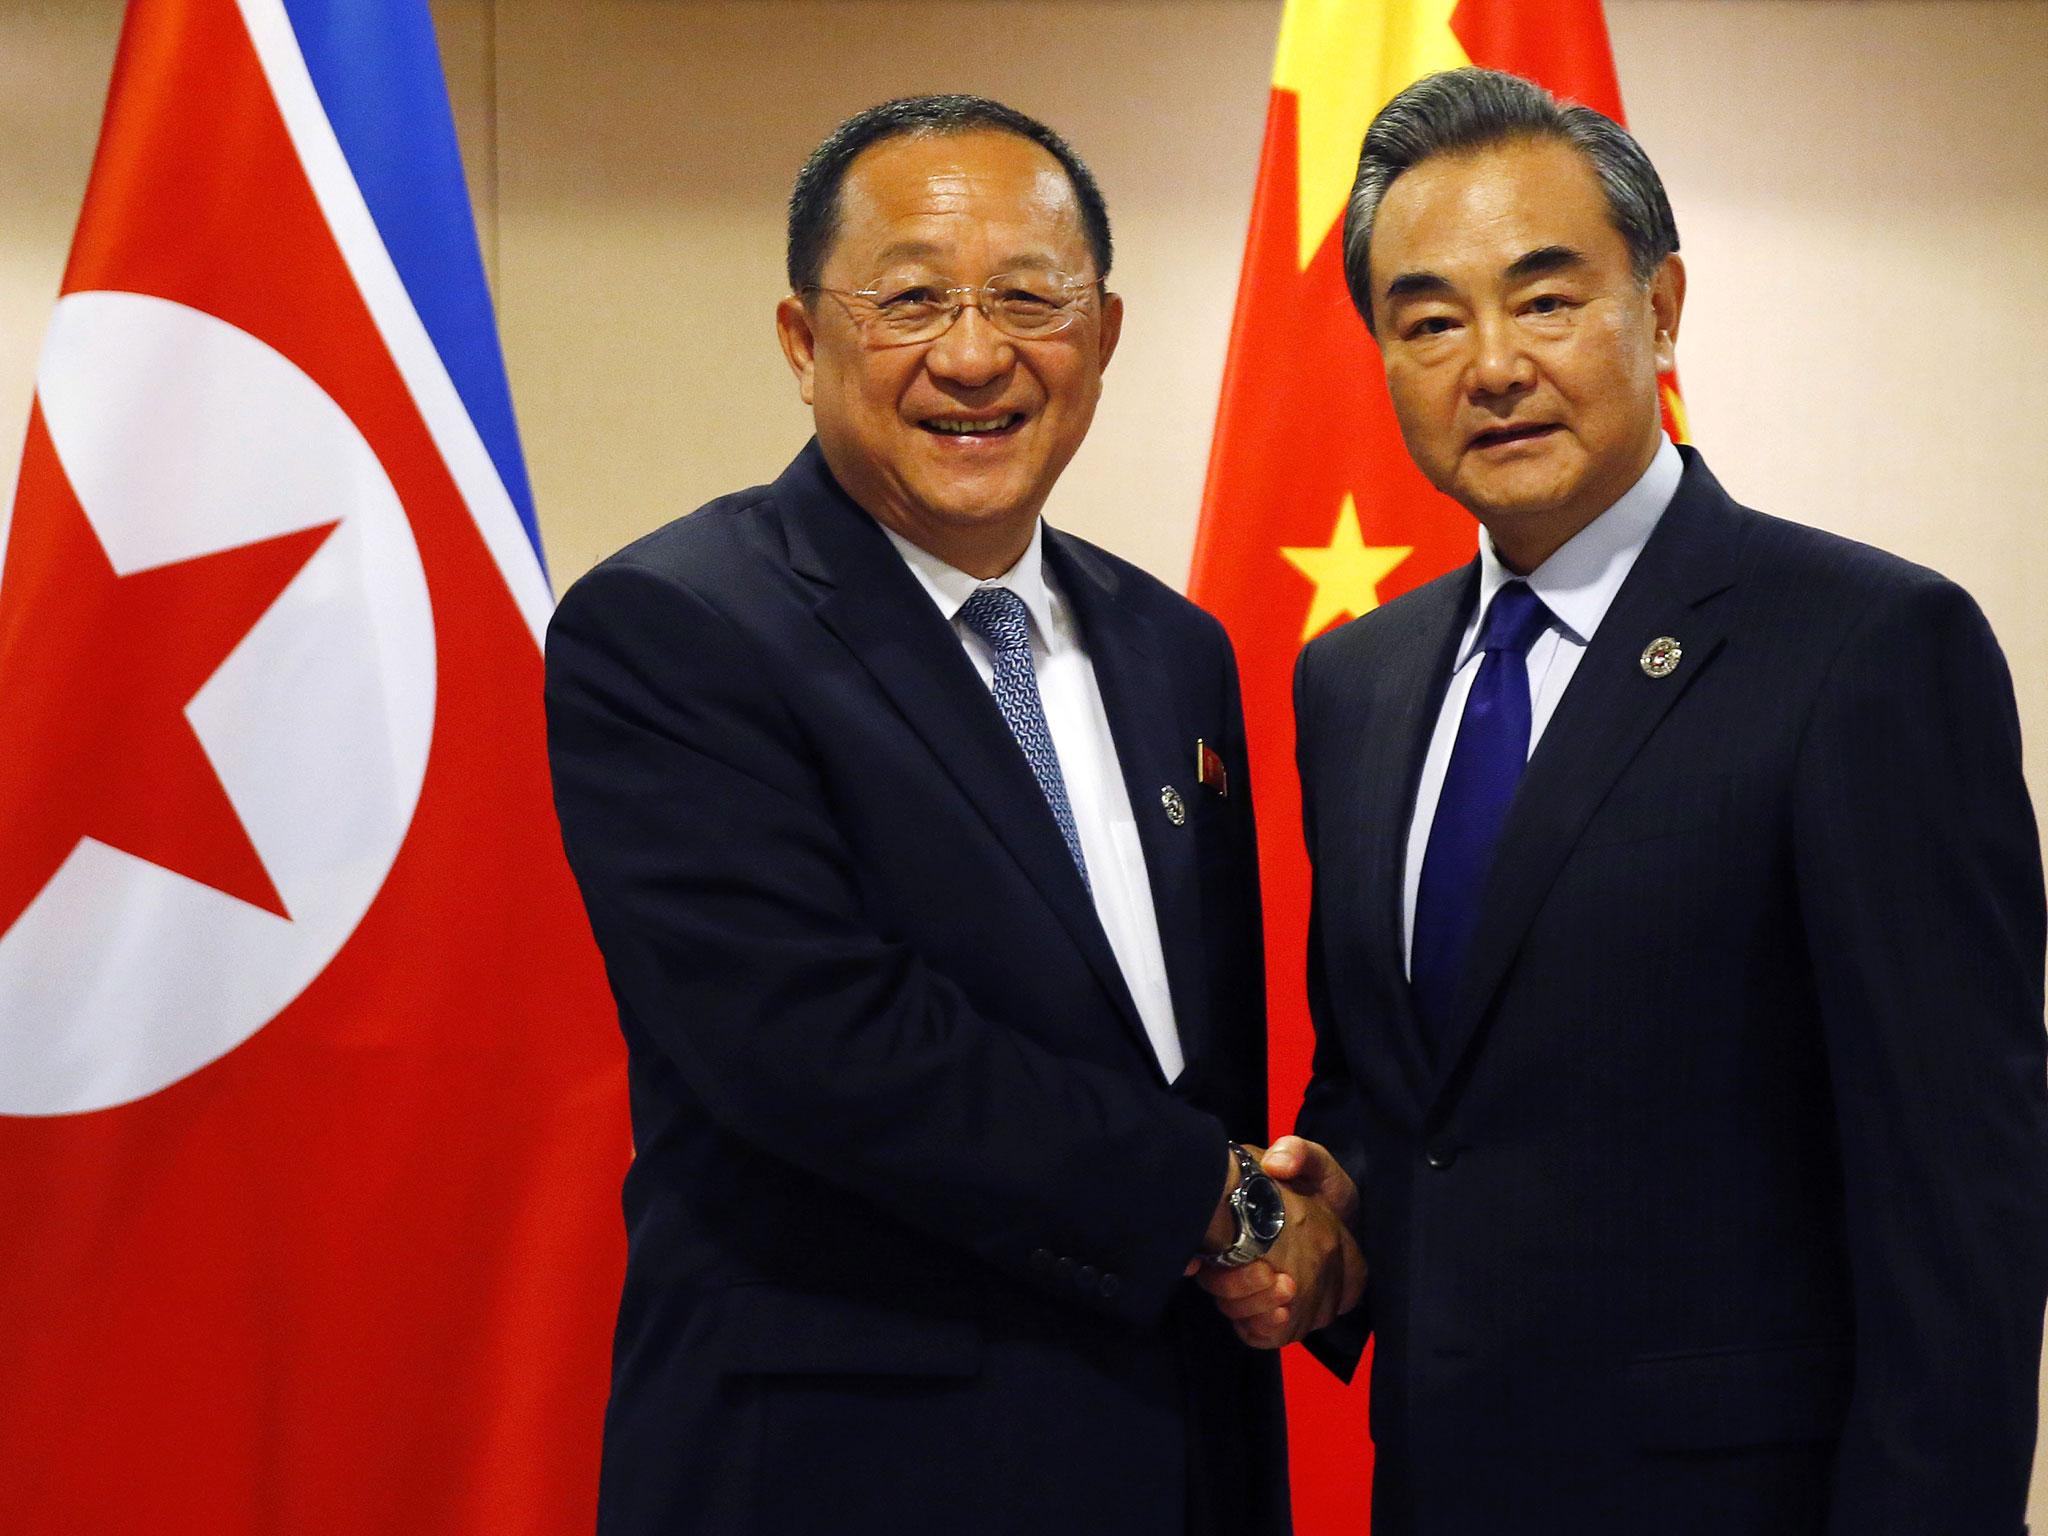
left=0, top=1, right=627, bottom=1531
left=1188, top=2, right=1683, bottom=1529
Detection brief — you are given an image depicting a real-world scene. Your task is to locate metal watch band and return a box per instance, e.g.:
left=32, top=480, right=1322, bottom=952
left=1210, top=1143, right=1275, bottom=1268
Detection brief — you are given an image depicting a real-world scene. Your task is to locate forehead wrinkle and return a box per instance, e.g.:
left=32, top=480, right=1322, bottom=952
left=832, top=136, right=1090, bottom=284
left=872, top=156, right=1073, bottom=216
left=1372, top=160, right=1618, bottom=308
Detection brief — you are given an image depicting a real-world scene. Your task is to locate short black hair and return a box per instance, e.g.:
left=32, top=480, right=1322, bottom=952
left=786, top=95, right=1113, bottom=292
left=1342, top=67, right=1680, bottom=334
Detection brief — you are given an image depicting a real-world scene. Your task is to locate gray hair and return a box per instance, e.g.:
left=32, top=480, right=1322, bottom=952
left=1341, top=67, right=1679, bottom=334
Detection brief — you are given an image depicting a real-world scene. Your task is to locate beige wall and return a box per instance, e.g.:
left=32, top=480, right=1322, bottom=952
left=8, top=1, right=2046, bottom=754
left=4, top=0, right=2047, bottom=1513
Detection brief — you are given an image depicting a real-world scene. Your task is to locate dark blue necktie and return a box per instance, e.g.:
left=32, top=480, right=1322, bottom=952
left=1410, top=580, right=1552, bottom=1047
left=958, top=586, right=1091, bottom=891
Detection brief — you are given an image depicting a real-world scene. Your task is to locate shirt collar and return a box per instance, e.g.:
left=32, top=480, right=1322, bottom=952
left=1466, top=433, right=1683, bottom=659
left=877, top=518, right=1058, bottom=643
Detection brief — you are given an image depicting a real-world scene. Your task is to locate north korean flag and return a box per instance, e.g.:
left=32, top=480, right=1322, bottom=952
left=0, top=2, right=628, bottom=1531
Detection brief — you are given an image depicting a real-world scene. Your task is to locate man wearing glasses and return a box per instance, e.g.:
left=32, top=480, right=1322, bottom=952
left=545, top=96, right=1327, bottom=1536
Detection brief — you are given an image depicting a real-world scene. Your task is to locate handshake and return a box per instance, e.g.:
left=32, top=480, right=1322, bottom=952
left=1187, top=1137, right=1368, bottom=1349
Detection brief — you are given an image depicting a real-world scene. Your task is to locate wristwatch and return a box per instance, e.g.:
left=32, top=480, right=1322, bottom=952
left=1208, top=1142, right=1286, bottom=1268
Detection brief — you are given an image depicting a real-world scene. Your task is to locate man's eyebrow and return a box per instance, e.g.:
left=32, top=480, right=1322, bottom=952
left=1504, top=244, right=1587, bottom=282
left=1383, top=269, right=1453, bottom=305
left=863, top=244, right=1070, bottom=275
left=867, top=240, right=945, bottom=267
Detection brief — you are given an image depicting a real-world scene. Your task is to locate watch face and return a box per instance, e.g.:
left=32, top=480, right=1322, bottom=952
left=1244, top=1174, right=1286, bottom=1243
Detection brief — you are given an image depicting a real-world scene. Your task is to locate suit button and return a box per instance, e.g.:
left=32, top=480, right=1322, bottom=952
left=1425, top=1143, right=1459, bottom=1170
left=1028, top=1248, right=1052, bottom=1273
left=1053, top=1256, right=1075, bottom=1282
left=1077, top=1264, right=1099, bottom=1290
left=1099, top=1273, right=1122, bottom=1299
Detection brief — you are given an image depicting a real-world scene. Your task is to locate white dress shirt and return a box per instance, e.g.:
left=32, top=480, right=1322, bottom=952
left=880, top=521, right=1185, bottom=1081
left=1401, top=435, right=1684, bottom=972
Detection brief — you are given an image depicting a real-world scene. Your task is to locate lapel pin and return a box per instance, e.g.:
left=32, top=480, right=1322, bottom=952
left=1160, top=786, right=1187, bottom=827
left=1196, top=739, right=1229, bottom=798
left=1639, top=636, right=1683, bottom=679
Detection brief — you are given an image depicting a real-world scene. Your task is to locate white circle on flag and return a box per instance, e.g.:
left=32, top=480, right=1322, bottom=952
left=0, top=291, right=436, bottom=1116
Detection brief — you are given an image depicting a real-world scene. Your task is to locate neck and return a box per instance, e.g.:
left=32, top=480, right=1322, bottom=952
left=950, top=534, right=1035, bottom=581
left=1482, top=434, right=1664, bottom=575
left=881, top=517, right=1036, bottom=580
left=1482, top=515, right=1579, bottom=577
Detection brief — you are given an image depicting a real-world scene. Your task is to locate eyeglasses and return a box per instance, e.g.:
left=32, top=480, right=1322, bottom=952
left=802, top=271, right=1102, bottom=347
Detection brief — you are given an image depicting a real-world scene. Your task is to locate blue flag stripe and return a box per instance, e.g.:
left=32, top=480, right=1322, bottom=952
left=276, top=0, right=545, bottom=577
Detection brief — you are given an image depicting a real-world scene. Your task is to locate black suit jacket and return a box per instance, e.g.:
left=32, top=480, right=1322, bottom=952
left=1292, top=449, right=2048, bottom=1535
left=544, top=442, right=1287, bottom=1536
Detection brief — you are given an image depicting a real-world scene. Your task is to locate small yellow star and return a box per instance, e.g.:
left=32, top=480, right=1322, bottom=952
left=1281, top=497, right=1411, bottom=642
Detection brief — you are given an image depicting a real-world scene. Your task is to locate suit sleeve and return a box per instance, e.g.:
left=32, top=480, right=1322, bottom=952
left=1791, top=575, right=2048, bottom=1533
left=543, top=559, right=1229, bottom=1327
left=1290, top=639, right=1378, bottom=1382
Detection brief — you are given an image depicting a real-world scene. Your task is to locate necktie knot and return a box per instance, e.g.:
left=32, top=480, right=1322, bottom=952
left=959, top=585, right=1032, bottom=657
left=1476, top=580, right=1551, bottom=657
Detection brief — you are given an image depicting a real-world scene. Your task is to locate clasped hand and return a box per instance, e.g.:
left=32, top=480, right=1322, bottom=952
left=1190, top=1137, right=1365, bottom=1349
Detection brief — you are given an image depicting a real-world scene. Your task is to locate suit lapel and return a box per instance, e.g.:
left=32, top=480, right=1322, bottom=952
left=776, top=445, right=1151, bottom=1065
left=1428, top=454, right=1747, bottom=1097
left=1043, top=531, right=1208, bottom=1071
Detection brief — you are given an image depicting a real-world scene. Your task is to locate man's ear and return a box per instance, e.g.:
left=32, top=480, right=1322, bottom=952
left=1649, top=253, right=1685, bottom=374
left=1095, top=289, right=1125, bottom=373
left=775, top=295, right=818, bottom=405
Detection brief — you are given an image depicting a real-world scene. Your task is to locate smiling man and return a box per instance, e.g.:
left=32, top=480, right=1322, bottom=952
left=1209, top=67, right=2048, bottom=1534
left=544, top=97, right=1306, bottom=1536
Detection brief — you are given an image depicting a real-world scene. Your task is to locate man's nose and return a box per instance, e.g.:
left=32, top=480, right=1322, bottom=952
left=923, top=301, right=1013, bottom=387
left=1467, top=312, right=1536, bottom=398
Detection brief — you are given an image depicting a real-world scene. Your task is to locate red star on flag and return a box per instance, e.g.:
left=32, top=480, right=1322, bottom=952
left=0, top=401, right=337, bottom=939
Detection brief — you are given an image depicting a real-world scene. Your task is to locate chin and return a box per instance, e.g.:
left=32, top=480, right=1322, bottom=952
left=1461, top=472, right=1579, bottom=520
left=928, top=479, right=1035, bottom=522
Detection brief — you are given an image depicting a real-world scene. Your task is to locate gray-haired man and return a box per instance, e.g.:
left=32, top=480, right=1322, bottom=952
left=1205, top=65, right=2048, bottom=1535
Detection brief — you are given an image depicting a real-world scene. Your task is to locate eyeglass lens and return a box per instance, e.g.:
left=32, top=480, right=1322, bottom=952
left=857, top=272, right=1090, bottom=344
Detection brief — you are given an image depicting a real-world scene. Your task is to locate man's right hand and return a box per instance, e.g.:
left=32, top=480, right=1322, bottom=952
left=1193, top=1137, right=1364, bottom=1348
left=1262, top=1135, right=1360, bottom=1224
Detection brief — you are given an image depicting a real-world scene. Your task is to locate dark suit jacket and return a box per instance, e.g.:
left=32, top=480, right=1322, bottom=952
left=544, top=441, right=1287, bottom=1536
left=1292, top=449, right=2048, bottom=1536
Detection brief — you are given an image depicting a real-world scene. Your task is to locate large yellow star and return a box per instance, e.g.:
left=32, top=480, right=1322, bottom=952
left=1272, top=0, right=1467, bottom=269
left=1281, top=496, right=1411, bottom=641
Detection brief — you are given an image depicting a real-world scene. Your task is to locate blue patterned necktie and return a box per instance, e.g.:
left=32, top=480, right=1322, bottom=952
left=958, top=586, right=1091, bottom=891
left=1410, top=579, right=1553, bottom=1050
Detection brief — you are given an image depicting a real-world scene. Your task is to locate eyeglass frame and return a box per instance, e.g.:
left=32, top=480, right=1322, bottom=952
left=797, top=270, right=1109, bottom=349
